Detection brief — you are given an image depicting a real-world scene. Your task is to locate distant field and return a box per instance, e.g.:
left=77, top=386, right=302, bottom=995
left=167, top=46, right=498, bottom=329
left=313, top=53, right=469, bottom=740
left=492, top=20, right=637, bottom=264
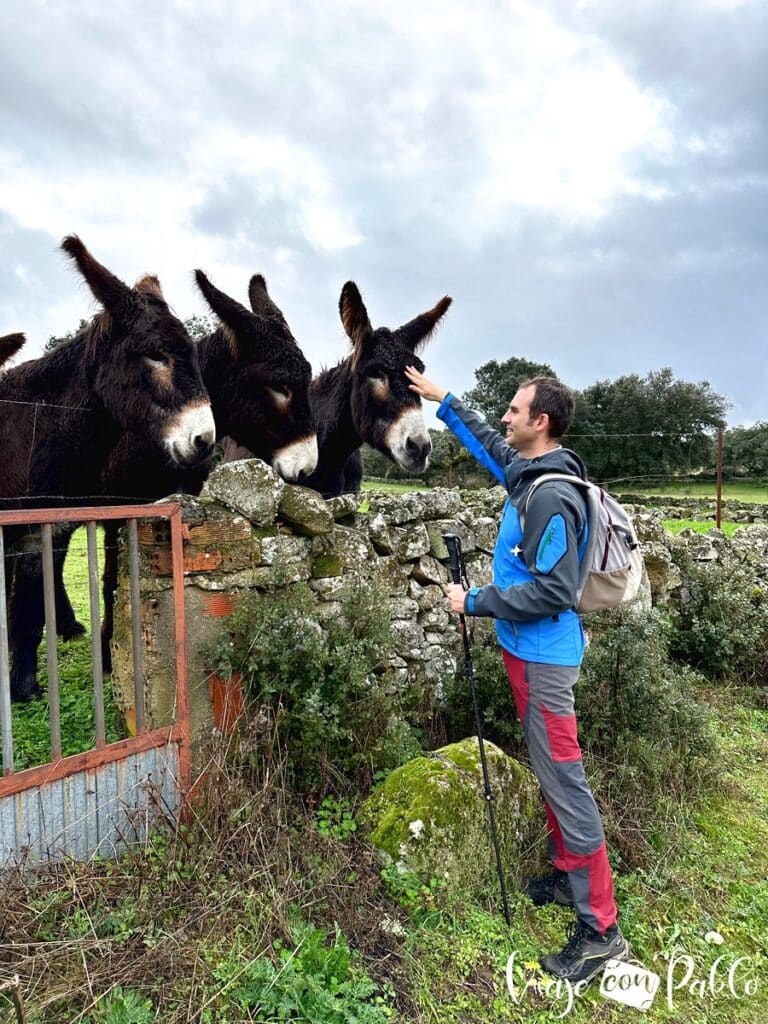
left=362, top=478, right=768, bottom=502
left=627, top=480, right=768, bottom=503
left=662, top=519, right=743, bottom=538
left=361, top=480, right=432, bottom=493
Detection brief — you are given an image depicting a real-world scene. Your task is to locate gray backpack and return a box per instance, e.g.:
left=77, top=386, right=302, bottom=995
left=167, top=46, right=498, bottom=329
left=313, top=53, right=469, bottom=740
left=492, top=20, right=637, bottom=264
left=522, top=474, right=644, bottom=613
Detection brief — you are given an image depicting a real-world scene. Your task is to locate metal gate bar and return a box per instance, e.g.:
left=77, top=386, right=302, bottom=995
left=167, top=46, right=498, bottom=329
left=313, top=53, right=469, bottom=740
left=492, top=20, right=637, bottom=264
left=0, top=526, right=13, bottom=776
left=40, top=523, right=62, bottom=760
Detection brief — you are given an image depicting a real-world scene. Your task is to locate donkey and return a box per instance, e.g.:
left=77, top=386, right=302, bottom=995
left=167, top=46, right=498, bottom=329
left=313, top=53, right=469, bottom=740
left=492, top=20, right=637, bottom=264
left=52, top=270, right=318, bottom=669
left=224, top=282, right=451, bottom=497
left=0, top=236, right=215, bottom=701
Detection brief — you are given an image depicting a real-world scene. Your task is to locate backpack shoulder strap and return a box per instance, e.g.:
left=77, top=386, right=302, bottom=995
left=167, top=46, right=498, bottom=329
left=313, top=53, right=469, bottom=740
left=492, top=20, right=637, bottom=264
left=520, top=474, right=598, bottom=588
left=521, top=473, right=590, bottom=526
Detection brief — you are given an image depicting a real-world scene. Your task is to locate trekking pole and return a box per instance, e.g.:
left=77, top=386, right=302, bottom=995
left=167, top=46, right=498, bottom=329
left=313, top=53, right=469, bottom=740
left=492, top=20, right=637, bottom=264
left=443, top=533, right=511, bottom=926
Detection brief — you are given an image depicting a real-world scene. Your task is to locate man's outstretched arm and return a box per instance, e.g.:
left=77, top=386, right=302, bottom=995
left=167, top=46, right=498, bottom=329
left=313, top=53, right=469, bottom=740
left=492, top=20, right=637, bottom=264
left=405, top=366, right=515, bottom=484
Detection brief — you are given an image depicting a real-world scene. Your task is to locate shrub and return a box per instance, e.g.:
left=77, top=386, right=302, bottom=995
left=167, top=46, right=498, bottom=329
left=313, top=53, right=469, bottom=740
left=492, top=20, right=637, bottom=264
left=210, top=579, right=426, bottom=796
left=577, top=608, right=720, bottom=863
left=666, top=549, right=768, bottom=691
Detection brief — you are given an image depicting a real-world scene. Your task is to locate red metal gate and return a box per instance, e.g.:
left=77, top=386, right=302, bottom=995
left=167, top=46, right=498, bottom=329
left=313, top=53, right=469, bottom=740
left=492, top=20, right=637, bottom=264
left=0, top=503, right=191, bottom=868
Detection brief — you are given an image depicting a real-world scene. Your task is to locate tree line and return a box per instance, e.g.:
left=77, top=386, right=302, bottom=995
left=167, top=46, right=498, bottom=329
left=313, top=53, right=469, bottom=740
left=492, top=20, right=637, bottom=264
left=365, top=357, right=767, bottom=486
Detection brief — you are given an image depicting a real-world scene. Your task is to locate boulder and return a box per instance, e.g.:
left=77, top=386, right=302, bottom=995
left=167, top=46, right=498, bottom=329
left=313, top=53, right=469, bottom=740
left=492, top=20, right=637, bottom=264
left=311, top=526, right=376, bottom=577
left=395, top=522, right=431, bottom=560
left=367, top=491, right=426, bottom=525
left=203, top=459, right=283, bottom=526
left=419, top=488, right=464, bottom=520
left=641, top=541, right=681, bottom=603
left=410, top=555, right=449, bottom=586
left=360, top=738, right=539, bottom=897
left=391, top=620, right=427, bottom=660
left=279, top=484, right=334, bottom=536
left=327, top=493, right=361, bottom=520
left=425, top=520, right=476, bottom=560
left=374, top=556, right=410, bottom=596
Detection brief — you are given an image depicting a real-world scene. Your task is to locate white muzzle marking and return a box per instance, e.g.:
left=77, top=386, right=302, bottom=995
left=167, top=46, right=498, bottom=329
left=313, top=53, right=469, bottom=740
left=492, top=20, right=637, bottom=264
left=386, top=407, right=432, bottom=471
left=272, top=435, right=319, bottom=482
left=164, top=401, right=216, bottom=463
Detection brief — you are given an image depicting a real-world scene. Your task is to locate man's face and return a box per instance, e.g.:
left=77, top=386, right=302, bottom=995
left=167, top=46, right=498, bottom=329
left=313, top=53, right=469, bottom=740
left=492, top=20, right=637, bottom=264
left=501, top=384, right=543, bottom=450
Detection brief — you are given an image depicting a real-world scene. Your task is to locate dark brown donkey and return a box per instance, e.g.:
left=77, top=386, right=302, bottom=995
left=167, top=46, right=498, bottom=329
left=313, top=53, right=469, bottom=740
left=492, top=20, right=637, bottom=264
left=53, top=270, right=318, bottom=670
left=0, top=237, right=215, bottom=701
left=224, top=283, right=451, bottom=497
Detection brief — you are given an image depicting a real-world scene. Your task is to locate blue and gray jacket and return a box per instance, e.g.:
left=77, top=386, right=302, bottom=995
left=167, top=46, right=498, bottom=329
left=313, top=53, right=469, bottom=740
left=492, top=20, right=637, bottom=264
left=437, top=393, right=589, bottom=667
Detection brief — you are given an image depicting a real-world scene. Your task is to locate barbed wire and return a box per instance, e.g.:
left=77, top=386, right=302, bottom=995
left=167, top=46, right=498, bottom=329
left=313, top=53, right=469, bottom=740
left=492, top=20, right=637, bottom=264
left=565, top=431, right=719, bottom=438
left=0, top=397, right=92, bottom=413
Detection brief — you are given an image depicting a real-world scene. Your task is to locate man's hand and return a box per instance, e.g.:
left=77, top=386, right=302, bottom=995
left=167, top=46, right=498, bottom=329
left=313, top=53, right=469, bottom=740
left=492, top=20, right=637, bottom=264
left=444, top=583, right=467, bottom=614
left=405, top=366, right=448, bottom=404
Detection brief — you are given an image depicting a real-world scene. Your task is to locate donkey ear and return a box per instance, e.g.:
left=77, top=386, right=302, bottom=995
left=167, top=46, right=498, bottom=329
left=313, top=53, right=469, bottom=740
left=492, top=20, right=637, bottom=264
left=393, top=296, right=452, bottom=352
left=248, top=274, right=287, bottom=324
left=60, top=236, right=134, bottom=315
left=0, top=332, right=25, bottom=367
left=339, top=282, right=373, bottom=351
left=195, top=270, right=254, bottom=354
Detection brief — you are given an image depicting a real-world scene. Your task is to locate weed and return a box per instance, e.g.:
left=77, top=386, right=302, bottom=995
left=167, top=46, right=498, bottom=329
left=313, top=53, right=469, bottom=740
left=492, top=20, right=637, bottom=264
left=315, top=796, right=358, bottom=841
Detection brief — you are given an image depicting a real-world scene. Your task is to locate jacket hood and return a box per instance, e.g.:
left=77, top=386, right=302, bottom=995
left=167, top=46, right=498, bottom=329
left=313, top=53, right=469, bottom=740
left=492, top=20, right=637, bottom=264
left=504, top=445, right=587, bottom=496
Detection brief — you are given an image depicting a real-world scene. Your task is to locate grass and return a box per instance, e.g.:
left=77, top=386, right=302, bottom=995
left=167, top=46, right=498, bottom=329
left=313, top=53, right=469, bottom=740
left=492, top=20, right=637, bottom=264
left=629, top=480, right=768, bottom=503
left=1, top=527, right=119, bottom=772
left=0, top=686, right=765, bottom=1022
left=400, top=686, right=768, bottom=1023
left=361, top=480, right=432, bottom=493
left=662, top=519, right=744, bottom=538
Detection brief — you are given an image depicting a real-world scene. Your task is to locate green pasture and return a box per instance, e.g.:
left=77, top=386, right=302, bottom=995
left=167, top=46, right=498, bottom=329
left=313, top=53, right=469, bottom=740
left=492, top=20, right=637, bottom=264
left=663, top=519, right=743, bottom=538
left=1, top=528, right=118, bottom=772
left=629, top=480, right=768, bottom=502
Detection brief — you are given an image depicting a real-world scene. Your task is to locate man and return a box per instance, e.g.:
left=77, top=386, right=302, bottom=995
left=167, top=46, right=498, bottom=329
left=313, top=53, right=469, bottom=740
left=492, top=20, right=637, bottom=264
left=405, top=365, right=628, bottom=983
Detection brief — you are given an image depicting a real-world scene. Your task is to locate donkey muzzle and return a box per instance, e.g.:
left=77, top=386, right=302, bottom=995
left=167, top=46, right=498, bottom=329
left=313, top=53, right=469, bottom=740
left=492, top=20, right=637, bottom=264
left=165, top=401, right=216, bottom=465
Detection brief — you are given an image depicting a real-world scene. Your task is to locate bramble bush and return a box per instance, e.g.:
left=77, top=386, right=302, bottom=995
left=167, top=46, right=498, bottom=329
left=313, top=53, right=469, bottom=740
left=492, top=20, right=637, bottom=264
left=210, top=579, right=426, bottom=796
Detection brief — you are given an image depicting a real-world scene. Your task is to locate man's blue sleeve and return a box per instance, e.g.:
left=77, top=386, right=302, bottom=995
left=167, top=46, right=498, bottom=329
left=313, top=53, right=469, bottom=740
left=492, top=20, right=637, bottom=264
left=436, top=394, right=516, bottom=485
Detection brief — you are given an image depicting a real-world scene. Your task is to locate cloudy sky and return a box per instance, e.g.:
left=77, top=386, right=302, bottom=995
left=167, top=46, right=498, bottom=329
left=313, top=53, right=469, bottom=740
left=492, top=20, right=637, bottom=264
left=1, top=0, right=766, bottom=427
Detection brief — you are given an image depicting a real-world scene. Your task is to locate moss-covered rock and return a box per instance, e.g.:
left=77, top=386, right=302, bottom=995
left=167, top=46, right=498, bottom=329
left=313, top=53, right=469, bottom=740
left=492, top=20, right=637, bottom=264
left=203, top=459, right=284, bottom=526
left=360, top=738, right=540, bottom=898
left=279, top=484, right=334, bottom=537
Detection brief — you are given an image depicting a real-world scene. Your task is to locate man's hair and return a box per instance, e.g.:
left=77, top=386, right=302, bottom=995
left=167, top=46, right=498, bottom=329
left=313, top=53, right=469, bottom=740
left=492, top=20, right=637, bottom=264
left=519, top=376, right=575, bottom=439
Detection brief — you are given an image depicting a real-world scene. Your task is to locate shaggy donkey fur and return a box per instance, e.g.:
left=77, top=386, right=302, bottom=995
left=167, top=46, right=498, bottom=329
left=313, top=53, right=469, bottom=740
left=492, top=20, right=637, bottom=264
left=53, top=272, right=318, bottom=671
left=224, top=282, right=451, bottom=497
left=0, top=237, right=214, bottom=702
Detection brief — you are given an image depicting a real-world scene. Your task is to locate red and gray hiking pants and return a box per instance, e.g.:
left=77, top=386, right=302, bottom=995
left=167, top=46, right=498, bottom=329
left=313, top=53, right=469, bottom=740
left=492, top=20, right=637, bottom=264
left=502, top=649, right=618, bottom=934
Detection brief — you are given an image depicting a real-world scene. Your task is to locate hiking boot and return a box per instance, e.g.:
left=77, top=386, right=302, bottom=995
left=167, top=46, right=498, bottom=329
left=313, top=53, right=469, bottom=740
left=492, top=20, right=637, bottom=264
left=540, top=919, right=629, bottom=984
left=522, top=869, right=574, bottom=907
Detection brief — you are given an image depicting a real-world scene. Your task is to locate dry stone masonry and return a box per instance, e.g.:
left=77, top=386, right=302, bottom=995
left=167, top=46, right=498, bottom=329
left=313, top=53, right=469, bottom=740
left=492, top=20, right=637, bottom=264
left=110, top=461, right=768, bottom=765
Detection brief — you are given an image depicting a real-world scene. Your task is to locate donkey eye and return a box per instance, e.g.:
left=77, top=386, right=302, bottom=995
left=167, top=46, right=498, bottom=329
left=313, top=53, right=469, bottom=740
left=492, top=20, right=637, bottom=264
left=267, top=385, right=291, bottom=406
left=143, top=354, right=169, bottom=370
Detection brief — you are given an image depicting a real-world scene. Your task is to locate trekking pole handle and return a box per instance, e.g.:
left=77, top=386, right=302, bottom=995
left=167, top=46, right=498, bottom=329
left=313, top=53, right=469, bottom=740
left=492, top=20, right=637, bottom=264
left=443, top=533, right=467, bottom=589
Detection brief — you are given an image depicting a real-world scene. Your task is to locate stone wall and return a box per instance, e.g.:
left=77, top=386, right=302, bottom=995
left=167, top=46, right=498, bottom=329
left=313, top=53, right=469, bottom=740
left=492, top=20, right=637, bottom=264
left=616, top=492, right=768, bottom=523
left=110, top=463, right=768, bottom=766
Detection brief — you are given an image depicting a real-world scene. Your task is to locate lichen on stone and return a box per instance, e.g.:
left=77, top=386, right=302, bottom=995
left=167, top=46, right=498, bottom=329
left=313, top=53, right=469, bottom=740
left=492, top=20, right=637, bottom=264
left=360, top=737, right=540, bottom=898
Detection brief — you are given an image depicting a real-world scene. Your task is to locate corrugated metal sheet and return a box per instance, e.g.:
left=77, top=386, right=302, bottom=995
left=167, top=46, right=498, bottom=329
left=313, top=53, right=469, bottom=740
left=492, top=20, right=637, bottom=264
left=0, top=742, right=179, bottom=870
